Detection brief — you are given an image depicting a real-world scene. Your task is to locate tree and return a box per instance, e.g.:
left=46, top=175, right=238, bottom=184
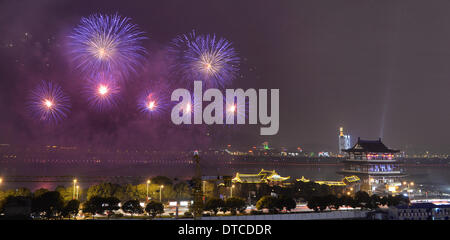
left=134, top=182, right=176, bottom=202
left=83, top=196, right=105, bottom=219
left=367, top=194, right=381, bottom=210
left=62, top=200, right=80, bottom=219
left=329, top=195, right=342, bottom=210
left=306, top=195, right=329, bottom=212
left=295, top=181, right=332, bottom=200
left=174, top=181, right=191, bottom=200
left=0, top=188, right=32, bottom=207
left=383, top=194, right=409, bottom=207
left=278, top=195, right=296, bottom=212
left=340, top=195, right=356, bottom=208
left=151, top=176, right=173, bottom=186
left=12, top=188, right=32, bottom=197
left=87, top=183, right=126, bottom=201
left=225, top=197, right=247, bottom=215
left=103, top=197, right=121, bottom=218
left=55, top=186, right=74, bottom=202
left=124, top=184, right=141, bottom=201
left=122, top=200, right=143, bottom=217
left=32, top=191, right=64, bottom=219
left=34, top=188, right=49, bottom=198
left=354, top=191, right=371, bottom=209
left=145, top=201, right=164, bottom=218
left=1, top=195, right=32, bottom=218
left=204, top=198, right=225, bottom=215
left=256, top=196, right=280, bottom=213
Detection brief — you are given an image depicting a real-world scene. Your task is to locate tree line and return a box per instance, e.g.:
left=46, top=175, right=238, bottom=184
left=0, top=176, right=411, bottom=219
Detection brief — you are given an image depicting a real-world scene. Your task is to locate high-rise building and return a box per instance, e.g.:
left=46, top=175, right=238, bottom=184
left=338, top=127, right=351, bottom=154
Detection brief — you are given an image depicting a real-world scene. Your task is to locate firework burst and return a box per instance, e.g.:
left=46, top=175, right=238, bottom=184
left=68, top=13, right=147, bottom=79
left=169, top=31, right=240, bottom=88
left=224, top=95, right=249, bottom=124
left=84, top=72, right=121, bottom=111
left=137, top=89, right=169, bottom=118
left=28, top=81, right=71, bottom=124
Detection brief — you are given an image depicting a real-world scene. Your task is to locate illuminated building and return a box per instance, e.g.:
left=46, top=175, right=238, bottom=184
left=232, top=169, right=290, bottom=184
left=297, top=175, right=360, bottom=187
left=338, top=138, right=406, bottom=194
left=338, top=127, right=351, bottom=154
left=389, top=203, right=450, bottom=220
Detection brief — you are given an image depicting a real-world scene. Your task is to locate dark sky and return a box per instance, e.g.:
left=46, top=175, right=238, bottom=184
left=1, top=0, right=450, bottom=153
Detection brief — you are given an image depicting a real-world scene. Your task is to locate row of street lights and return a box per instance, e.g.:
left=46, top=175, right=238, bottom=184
left=0, top=176, right=178, bottom=204
left=74, top=178, right=165, bottom=202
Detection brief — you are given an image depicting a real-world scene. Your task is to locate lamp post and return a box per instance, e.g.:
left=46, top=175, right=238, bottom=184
left=73, top=179, right=77, bottom=200
left=231, top=184, right=235, bottom=198
left=160, top=185, right=164, bottom=202
left=76, top=185, right=79, bottom=200
left=146, top=180, right=151, bottom=201
left=202, top=181, right=206, bottom=203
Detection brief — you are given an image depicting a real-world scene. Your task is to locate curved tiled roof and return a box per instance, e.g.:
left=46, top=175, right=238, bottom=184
left=343, top=138, right=399, bottom=153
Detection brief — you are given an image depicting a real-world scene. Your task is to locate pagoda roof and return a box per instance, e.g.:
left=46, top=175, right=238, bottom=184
left=296, top=175, right=360, bottom=186
left=232, top=169, right=290, bottom=183
left=343, top=138, right=399, bottom=153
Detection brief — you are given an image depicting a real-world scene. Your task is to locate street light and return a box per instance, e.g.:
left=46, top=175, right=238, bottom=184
left=231, top=184, right=235, bottom=198
left=73, top=179, right=77, bottom=200
left=76, top=185, right=79, bottom=200
left=146, top=180, right=151, bottom=201
left=202, top=181, right=206, bottom=203
left=160, top=185, right=164, bottom=202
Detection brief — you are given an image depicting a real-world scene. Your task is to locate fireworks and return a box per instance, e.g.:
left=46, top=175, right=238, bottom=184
left=84, top=72, right=120, bottom=111
left=137, top=89, right=169, bottom=118
left=28, top=81, right=71, bottom=124
left=20, top=18, right=251, bottom=129
left=68, top=13, right=147, bottom=79
left=224, top=96, right=248, bottom=124
left=169, top=31, right=240, bottom=88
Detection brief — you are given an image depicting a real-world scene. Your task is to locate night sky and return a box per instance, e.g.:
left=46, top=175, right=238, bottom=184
left=1, top=0, right=450, bottom=153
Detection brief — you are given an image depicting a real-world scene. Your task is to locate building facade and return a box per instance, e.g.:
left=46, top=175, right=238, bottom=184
left=388, top=203, right=450, bottom=220
left=338, top=138, right=406, bottom=194
left=338, top=127, right=351, bottom=154
left=232, top=169, right=290, bottom=185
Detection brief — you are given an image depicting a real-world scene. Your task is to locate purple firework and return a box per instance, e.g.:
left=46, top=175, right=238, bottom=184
left=137, top=89, right=169, bottom=119
left=28, top=81, right=71, bottom=124
left=68, top=13, right=147, bottom=79
left=84, top=72, right=120, bottom=111
left=223, top=95, right=249, bottom=124
left=169, top=31, right=240, bottom=88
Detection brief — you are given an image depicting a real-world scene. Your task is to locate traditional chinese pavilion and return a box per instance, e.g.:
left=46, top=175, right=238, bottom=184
left=338, top=138, right=406, bottom=194
left=232, top=169, right=290, bottom=184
